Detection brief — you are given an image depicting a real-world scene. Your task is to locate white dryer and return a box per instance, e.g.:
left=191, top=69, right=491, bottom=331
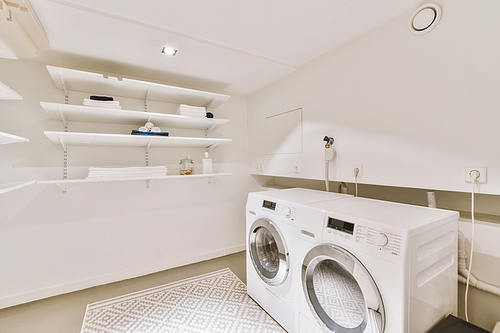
left=294, top=197, right=459, bottom=333
left=246, top=188, right=351, bottom=332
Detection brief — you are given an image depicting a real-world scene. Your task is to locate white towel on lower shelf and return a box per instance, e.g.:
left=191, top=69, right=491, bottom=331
left=83, top=99, right=122, bottom=109
left=176, top=104, right=206, bottom=117
left=87, top=166, right=168, bottom=179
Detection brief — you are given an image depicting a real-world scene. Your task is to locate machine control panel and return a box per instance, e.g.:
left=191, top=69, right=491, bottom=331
left=325, top=217, right=405, bottom=263
left=262, top=200, right=276, bottom=211
left=262, top=200, right=297, bottom=220
left=327, top=217, right=355, bottom=235
left=357, top=225, right=403, bottom=256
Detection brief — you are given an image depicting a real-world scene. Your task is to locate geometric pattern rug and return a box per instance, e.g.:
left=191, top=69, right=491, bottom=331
left=80, top=268, right=287, bottom=333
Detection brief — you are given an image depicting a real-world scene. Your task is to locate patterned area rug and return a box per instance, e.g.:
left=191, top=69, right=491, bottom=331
left=80, top=268, right=286, bottom=333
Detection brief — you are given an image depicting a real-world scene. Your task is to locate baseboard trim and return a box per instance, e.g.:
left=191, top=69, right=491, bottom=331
left=0, top=244, right=246, bottom=309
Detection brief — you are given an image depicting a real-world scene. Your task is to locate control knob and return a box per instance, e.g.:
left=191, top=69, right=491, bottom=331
left=374, top=233, right=389, bottom=247
left=284, top=206, right=292, bottom=218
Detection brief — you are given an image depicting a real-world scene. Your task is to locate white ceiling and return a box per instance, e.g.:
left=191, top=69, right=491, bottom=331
left=28, top=0, right=424, bottom=95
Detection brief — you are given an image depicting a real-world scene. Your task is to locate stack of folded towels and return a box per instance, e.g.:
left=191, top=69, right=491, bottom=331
left=83, top=96, right=121, bottom=109
left=87, top=166, right=169, bottom=179
left=131, top=121, right=169, bottom=136
left=176, top=104, right=206, bottom=118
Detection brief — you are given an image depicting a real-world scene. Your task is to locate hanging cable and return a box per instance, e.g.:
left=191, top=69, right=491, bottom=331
left=325, top=160, right=330, bottom=192
left=324, top=136, right=335, bottom=192
left=465, top=169, right=480, bottom=322
left=354, top=167, right=359, bottom=197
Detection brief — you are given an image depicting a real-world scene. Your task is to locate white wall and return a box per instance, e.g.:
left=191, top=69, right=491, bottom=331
left=0, top=59, right=259, bottom=308
left=247, top=0, right=500, bottom=330
left=247, top=0, right=500, bottom=195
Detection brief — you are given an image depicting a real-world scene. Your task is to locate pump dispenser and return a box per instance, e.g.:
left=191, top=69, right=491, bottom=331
left=202, top=152, right=213, bottom=174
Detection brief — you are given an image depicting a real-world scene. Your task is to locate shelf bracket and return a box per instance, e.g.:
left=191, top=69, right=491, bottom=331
left=206, top=142, right=219, bottom=152
left=205, top=123, right=217, bottom=137
left=208, top=175, right=222, bottom=184
left=55, top=182, right=67, bottom=193
left=59, top=71, right=69, bottom=105
left=58, top=107, right=69, bottom=130
left=145, top=139, right=152, bottom=167
left=205, top=97, right=216, bottom=109
left=58, top=136, right=67, bottom=151
left=146, top=179, right=153, bottom=188
left=144, top=86, right=151, bottom=112
left=58, top=135, right=68, bottom=192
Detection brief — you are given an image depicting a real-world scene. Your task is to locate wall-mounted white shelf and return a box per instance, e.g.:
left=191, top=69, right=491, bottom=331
left=0, top=180, right=36, bottom=195
left=43, top=66, right=232, bottom=192
left=0, top=131, right=29, bottom=145
left=37, top=173, right=232, bottom=191
left=40, top=102, right=229, bottom=131
left=47, top=66, right=230, bottom=109
left=44, top=131, right=231, bottom=150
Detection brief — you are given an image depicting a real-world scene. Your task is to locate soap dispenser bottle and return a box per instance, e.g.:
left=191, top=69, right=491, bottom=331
left=202, top=152, right=213, bottom=174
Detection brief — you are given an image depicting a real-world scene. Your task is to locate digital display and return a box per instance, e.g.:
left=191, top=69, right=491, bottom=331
left=262, top=200, right=276, bottom=211
left=327, top=217, right=354, bottom=235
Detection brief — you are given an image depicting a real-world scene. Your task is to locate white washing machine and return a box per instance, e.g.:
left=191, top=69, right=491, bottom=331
left=246, top=188, right=351, bottom=332
left=294, top=197, right=459, bottom=333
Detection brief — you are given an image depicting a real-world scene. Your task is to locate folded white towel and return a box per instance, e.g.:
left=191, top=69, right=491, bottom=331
left=87, top=166, right=169, bottom=179
left=83, top=99, right=122, bottom=109
left=176, top=104, right=206, bottom=117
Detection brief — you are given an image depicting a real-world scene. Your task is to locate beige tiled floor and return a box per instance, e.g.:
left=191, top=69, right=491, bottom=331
left=0, top=251, right=246, bottom=333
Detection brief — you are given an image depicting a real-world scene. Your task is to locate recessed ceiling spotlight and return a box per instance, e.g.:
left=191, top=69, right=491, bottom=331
left=409, top=3, right=442, bottom=35
left=161, top=47, right=178, bottom=56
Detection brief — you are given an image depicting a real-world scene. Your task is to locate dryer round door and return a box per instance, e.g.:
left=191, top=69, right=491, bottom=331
left=302, top=244, right=385, bottom=333
left=249, top=218, right=290, bottom=286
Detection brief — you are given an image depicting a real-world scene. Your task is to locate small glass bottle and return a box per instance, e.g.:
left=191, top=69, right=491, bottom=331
left=179, top=155, right=194, bottom=175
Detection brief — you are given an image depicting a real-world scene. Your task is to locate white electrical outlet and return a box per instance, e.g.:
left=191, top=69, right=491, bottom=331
left=352, top=165, right=363, bottom=177
left=465, top=167, right=486, bottom=183
left=293, top=164, right=300, bottom=173
left=256, top=164, right=264, bottom=172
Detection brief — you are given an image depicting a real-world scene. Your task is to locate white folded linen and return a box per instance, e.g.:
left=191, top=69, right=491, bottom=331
left=87, top=166, right=169, bottom=179
left=83, top=99, right=122, bottom=109
left=176, top=104, right=206, bottom=117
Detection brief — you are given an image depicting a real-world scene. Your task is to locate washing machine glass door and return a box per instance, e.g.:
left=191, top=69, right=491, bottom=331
left=302, top=245, right=385, bottom=333
left=249, top=218, right=289, bottom=286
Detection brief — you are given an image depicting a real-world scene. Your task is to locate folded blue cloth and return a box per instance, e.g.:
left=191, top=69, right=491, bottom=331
left=131, top=130, right=169, bottom=136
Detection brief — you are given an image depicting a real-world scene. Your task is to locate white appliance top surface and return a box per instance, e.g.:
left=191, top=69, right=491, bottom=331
left=308, top=197, right=459, bottom=237
left=250, top=188, right=352, bottom=204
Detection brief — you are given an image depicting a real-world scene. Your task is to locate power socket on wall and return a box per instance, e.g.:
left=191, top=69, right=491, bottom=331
left=465, top=167, right=487, bottom=183
left=352, top=165, right=363, bottom=177
left=255, top=164, right=264, bottom=172
left=293, top=164, right=300, bottom=174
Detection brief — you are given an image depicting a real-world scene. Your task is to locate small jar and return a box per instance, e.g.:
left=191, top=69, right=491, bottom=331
left=179, top=155, right=194, bottom=175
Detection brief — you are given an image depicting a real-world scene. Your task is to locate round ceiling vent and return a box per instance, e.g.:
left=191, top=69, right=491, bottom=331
left=409, top=3, right=442, bottom=35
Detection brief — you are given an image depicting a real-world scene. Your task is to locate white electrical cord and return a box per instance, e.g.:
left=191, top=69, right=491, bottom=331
left=324, top=139, right=335, bottom=192
left=465, top=170, right=479, bottom=322
left=354, top=167, right=359, bottom=197
left=325, top=160, right=330, bottom=192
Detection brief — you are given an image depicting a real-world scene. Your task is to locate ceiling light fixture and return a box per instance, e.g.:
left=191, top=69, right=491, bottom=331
left=409, top=3, right=442, bottom=35
left=161, top=46, right=177, bottom=56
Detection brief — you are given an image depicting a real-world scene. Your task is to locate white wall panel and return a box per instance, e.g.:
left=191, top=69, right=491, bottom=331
left=0, top=59, right=258, bottom=308
left=247, top=0, right=500, bottom=195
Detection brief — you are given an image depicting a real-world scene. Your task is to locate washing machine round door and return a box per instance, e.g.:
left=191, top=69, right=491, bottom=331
left=302, top=245, right=385, bottom=333
left=249, top=218, right=289, bottom=286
